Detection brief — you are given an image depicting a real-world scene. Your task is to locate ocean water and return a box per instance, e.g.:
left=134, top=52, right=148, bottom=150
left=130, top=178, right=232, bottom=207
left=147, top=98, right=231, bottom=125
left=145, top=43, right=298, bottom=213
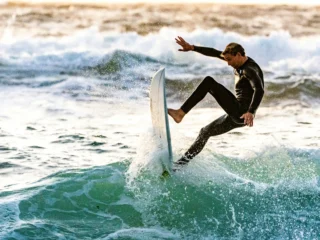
left=0, top=3, right=320, bottom=240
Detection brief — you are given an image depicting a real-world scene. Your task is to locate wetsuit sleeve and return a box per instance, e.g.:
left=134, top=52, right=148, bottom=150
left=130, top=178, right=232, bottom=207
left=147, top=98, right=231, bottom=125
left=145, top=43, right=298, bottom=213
left=243, top=68, right=264, bottom=115
left=193, top=46, right=225, bottom=60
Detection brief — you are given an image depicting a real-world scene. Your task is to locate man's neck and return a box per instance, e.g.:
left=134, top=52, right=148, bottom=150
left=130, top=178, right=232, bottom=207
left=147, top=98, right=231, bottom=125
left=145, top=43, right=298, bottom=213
left=241, top=56, right=248, bottom=66
left=238, top=56, right=248, bottom=69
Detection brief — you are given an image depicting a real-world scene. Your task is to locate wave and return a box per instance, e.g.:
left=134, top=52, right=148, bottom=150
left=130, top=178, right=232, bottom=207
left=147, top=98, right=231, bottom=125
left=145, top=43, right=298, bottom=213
left=1, top=27, right=320, bottom=71
left=264, top=78, right=320, bottom=105
left=1, top=28, right=319, bottom=105
left=165, top=76, right=320, bottom=107
left=1, top=65, right=319, bottom=106
left=88, top=50, right=161, bottom=75
left=1, top=147, right=319, bottom=239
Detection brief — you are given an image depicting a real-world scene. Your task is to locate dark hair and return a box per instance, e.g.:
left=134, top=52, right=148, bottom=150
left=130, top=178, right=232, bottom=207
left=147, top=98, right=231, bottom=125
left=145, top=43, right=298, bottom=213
left=221, top=42, right=245, bottom=57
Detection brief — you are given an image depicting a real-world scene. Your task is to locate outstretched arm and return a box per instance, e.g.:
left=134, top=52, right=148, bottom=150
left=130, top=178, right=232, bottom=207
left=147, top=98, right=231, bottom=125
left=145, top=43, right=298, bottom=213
left=193, top=46, right=225, bottom=60
left=175, top=36, right=225, bottom=60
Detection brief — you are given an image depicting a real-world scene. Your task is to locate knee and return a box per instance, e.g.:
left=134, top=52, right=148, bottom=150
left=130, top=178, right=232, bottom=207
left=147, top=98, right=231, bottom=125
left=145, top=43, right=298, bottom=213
left=199, top=127, right=211, bottom=138
left=204, top=76, right=214, bottom=81
left=203, top=76, right=217, bottom=86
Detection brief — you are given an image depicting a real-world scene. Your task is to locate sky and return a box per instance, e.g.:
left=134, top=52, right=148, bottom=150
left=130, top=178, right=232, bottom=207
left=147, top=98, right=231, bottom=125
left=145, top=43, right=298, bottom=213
left=1, top=0, right=320, bottom=5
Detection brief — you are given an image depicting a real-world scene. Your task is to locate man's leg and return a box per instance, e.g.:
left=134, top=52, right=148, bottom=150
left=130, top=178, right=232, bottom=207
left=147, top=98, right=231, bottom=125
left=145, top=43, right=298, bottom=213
left=175, top=114, right=244, bottom=165
left=170, top=76, right=247, bottom=166
left=180, top=76, right=244, bottom=119
left=168, top=76, right=245, bottom=123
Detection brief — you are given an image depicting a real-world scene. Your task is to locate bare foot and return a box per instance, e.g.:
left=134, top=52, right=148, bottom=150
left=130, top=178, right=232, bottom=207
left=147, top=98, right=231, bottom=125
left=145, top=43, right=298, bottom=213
left=168, top=108, right=185, bottom=123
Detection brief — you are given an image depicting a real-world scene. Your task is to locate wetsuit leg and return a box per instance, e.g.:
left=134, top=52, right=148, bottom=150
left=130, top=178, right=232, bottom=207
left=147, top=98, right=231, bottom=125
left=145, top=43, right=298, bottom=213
left=176, top=76, right=248, bottom=166
left=181, top=76, right=244, bottom=120
left=175, top=114, right=244, bottom=165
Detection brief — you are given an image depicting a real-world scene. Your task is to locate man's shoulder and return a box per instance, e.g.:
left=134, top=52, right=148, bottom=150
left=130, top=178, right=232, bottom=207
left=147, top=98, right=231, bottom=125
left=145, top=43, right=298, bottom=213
left=242, top=63, right=262, bottom=80
left=246, top=57, right=260, bottom=67
left=243, top=58, right=262, bottom=73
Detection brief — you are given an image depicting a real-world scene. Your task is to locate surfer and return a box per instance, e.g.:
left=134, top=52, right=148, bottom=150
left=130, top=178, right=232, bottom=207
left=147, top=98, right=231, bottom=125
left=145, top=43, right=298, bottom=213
left=168, top=36, right=264, bottom=166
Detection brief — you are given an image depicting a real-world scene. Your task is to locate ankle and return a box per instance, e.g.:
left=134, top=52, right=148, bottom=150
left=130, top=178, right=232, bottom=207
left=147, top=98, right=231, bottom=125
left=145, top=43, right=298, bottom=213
left=178, top=109, right=186, bottom=116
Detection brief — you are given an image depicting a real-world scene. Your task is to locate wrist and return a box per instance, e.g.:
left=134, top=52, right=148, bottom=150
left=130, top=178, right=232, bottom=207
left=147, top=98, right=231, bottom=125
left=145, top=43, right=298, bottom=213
left=248, top=108, right=255, bottom=115
left=248, top=111, right=255, bottom=117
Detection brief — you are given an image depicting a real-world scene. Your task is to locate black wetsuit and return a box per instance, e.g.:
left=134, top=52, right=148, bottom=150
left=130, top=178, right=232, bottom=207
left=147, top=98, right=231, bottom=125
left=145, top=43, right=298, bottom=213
left=176, top=45, right=264, bottom=165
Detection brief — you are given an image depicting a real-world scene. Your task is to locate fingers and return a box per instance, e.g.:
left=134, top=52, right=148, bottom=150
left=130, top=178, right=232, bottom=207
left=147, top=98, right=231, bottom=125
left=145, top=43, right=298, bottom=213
left=241, top=113, right=253, bottom=127
left=177, top=36, right=185, bottom=43
left=244, top=117, right=249, bottom=126
left=248, top=114, right=254, bottom=127
left=175, top=39, right=184, bottom=49
left=245, top=117, right=253, bottom=127
left=175, top=36, right=185, bottom=44
left=175, top=36, right=189, bottom=50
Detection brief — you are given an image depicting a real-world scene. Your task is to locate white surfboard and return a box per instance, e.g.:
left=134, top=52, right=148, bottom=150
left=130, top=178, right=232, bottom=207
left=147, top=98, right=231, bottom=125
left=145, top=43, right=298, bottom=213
left=150, top=68, right=173, bottom=175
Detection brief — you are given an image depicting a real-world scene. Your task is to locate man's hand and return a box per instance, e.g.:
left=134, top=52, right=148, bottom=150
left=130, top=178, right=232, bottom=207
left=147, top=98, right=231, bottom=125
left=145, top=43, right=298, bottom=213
left=175, top=36, right=194, bottom=52
left=240, top=112, right=254, bottom=127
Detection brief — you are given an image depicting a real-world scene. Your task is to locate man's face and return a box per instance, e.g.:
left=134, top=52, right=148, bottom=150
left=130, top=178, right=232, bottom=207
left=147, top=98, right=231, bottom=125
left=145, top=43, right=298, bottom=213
left=223, top=53, right=241, bottom=69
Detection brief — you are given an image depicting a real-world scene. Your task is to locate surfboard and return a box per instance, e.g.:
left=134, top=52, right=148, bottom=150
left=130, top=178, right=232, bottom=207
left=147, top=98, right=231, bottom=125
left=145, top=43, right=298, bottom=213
left=150, top=68, right=173, bottom=176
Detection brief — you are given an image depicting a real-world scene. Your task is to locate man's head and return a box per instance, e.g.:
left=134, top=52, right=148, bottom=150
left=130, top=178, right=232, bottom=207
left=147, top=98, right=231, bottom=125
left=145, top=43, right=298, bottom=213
left=221, top=43, right=247, bottom=69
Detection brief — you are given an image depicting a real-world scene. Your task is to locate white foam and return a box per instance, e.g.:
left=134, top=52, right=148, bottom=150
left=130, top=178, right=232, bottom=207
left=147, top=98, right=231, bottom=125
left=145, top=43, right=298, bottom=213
left=103, top=227, right=179, bottom=240
left=126, top=127, right=167, bottom=185
left=1, top=27, right=320, bottom=74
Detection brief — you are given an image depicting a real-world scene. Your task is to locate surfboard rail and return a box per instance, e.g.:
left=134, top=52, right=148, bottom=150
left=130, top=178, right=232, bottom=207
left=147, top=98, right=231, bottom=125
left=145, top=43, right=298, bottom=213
left=149, top=68, right=173, bottom=174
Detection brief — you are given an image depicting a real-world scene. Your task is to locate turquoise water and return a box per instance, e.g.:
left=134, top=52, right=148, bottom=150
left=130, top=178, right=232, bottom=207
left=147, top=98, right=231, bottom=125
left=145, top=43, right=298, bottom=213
left=1, top=147, right=320, bottom=239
